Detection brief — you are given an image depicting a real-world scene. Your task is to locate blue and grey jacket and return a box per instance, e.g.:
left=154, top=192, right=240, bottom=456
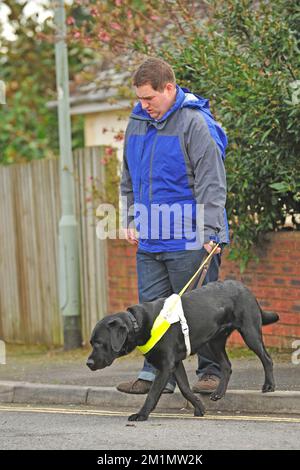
left=120, top=85, right=229, bottom=252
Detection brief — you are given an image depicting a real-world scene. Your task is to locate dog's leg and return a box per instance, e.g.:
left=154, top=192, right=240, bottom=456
left=240, top=328, right=275, bottom=392
left=174, top=361, right=205, bottom=416
left=207, top=333, right=232, bottom=401
left=128, top=369, right=171, bottom=421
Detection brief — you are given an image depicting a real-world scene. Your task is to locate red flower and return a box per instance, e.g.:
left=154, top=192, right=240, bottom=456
left=114, top=131, right=124, bottom=142
left=105, top=147, right=114, bottom=156
left=110, top=22, right=122, bottom=31
left=90, top=8, right=98, bottom=17
left=98, top=31, right=111, bottom=42
left=66, top=16, right=76, bottom=25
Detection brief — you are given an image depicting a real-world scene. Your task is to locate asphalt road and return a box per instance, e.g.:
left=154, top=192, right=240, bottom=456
left=0, top=404, right=299, bottom=450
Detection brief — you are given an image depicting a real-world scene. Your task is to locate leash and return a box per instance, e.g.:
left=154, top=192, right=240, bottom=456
left=178, top=242, right=220, bottom=297
left=190, top=250, right=214, bottom=291
left=137, top=243, right=220, bottom=357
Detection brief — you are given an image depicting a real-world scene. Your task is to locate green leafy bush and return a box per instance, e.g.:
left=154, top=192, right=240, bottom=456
left=167, top=0, right=300, bottom=267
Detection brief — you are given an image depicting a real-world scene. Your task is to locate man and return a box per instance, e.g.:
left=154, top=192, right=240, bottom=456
left=118, top=57, right=229, bottom=394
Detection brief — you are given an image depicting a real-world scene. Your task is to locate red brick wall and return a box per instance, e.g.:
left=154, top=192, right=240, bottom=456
left=107, top=232, right=300, bottom=350
left=107, top=240, right=139, bottom=312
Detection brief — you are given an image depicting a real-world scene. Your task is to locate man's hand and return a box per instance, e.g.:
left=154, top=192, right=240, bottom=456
left=203, top=241, right=221, bottom=254
left=123, top=228, right=138, bottom=246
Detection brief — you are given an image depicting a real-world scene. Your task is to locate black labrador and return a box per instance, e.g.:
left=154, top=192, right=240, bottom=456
left=87, top=280, right=279, bottom=421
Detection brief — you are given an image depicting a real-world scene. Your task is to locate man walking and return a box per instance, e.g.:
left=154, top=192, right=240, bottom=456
left=118, top=57, right=229, bottom=394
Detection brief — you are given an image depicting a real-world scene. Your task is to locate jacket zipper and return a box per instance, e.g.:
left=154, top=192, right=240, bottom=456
left=149, top=133, right=158, bottom=202
left=138, top=126, right=148, bottom=201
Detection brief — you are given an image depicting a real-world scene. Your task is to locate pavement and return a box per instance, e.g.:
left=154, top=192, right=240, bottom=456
left=0, top=346, right=300, bottom=415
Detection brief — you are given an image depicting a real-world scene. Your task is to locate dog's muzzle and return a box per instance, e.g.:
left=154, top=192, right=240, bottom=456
left=86, top=358, right=97, bottom=370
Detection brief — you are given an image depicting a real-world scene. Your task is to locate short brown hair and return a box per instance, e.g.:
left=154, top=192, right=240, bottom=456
left=133, top=58, right=176, bottom=91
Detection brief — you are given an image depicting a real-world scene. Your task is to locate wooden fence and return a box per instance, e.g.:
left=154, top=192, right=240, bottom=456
left=0, top=147, right=108, bottom=345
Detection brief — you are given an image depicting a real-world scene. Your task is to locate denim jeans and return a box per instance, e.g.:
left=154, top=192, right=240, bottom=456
left=136, top=248, right=222, bottom=391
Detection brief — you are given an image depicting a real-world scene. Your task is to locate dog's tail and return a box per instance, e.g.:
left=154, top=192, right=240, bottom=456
left=261, top=310, right=279, bottom=326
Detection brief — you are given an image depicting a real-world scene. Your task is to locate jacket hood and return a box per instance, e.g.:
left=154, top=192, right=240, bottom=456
left=130, top=85, right=186, bottom=122
left=131, top=85, right=228, bottom=157
left=181, top=87, right=228, bottom=158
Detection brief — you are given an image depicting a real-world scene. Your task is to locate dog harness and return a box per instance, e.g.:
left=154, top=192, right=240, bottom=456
left=136, top=244, right=220, bottom=358
left=137, top=294, right=191, bottom=357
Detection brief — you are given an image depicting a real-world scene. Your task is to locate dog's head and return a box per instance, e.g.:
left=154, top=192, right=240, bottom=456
left=86, top=314, right=129, bottom=371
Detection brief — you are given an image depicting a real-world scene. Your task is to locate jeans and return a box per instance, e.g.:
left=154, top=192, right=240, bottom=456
left=136, top=248, right=222, bottom=391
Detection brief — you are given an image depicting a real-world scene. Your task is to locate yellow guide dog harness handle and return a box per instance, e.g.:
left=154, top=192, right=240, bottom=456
left=137, top=244, right=220, bottom=356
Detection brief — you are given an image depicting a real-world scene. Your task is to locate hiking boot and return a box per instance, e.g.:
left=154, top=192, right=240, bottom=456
left=116, top=379, right=173, bottom=395
left=192, top=374, right=220, bottom=394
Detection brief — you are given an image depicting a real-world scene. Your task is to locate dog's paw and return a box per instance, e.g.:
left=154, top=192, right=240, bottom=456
left=262, top=383, right=275, bottom=393
left=194, top=408, right=205, bottom=417
left=128, top=413, right=148, bottom=422
left=210, top=392, right=223, bottom=401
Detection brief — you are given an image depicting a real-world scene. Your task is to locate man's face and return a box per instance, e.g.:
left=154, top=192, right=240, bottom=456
left=135, top=83, right=176, bottom=120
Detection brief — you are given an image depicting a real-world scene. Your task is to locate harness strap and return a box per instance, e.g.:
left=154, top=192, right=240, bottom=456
left=137, top=244, right=219, bottom=357
left=137, top=315, right=170, bottom=355
left=177, top=305, right=191, bottom=357
left=137, top=294, right=191, bottom=356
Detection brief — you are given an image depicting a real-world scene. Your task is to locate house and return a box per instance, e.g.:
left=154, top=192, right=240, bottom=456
left=68, top=68, right=132, bottom=160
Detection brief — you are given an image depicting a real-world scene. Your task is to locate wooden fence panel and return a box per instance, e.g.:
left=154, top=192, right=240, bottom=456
left=0, top=147, right=108, bottom=345
left=0, top=165, right=21, bottom=341
left=73, top=147, right=108, bottom=342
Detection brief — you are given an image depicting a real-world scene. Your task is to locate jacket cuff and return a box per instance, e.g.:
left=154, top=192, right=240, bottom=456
left=203, top=230, right=220, bottom=244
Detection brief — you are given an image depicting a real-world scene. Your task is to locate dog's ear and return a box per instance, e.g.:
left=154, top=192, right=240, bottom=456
left=107, top=317, right=128, bottom=353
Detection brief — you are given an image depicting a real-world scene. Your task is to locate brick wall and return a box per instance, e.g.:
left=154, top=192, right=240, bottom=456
left=107, top=240, right=139, bottom=312
left=107, top=232, right=300, bottom=350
